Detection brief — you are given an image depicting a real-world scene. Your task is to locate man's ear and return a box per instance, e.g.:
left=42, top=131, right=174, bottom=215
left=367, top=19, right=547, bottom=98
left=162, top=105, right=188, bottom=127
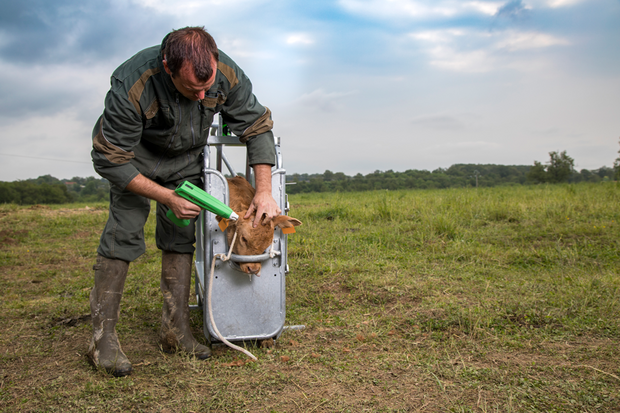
left=162, top=56, right=172, bottom=75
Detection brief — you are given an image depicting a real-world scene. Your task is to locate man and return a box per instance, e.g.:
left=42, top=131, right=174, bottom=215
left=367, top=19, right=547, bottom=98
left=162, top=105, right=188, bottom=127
left=88, top=26, right=280, bottom=377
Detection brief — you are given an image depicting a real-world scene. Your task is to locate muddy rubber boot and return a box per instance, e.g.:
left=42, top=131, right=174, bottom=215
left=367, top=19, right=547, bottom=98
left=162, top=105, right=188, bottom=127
left=87, top=254, right=132, bottom=377
left=160, top=250, right=211, bottom=359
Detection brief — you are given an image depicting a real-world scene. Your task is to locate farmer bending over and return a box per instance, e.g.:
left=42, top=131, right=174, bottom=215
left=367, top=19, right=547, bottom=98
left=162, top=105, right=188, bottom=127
left=88, top=26, right=280, bottom=376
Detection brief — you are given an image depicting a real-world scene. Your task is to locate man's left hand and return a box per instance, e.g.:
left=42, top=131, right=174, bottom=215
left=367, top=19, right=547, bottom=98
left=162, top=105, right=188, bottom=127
left=245, top=190, right=281, bottom=227
left=244, top=164, right=281, bottom=227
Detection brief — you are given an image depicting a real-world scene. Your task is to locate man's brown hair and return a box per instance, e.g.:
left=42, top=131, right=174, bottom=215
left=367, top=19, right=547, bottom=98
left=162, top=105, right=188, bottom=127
left=163, top=26, right=219, bottom=82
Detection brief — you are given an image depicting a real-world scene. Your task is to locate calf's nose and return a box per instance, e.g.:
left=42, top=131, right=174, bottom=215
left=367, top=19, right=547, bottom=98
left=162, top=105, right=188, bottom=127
left=242, top=263, right=262, bottom=276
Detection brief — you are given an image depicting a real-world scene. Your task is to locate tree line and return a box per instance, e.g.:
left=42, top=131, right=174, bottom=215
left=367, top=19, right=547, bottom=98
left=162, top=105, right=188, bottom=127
left=2, top=145, right=619, bottom=203
left=285, top=160, right=616, bottom=194
left=0, top=175, right=109, bottom=205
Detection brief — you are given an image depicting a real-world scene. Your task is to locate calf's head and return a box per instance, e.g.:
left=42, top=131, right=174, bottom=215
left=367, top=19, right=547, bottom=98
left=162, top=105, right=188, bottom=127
left=219, top=213, right=302, bottom=276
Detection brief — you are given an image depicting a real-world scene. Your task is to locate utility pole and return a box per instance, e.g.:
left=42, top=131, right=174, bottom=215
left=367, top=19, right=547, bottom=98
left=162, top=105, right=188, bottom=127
left=471, top=170, right=481, bottom=188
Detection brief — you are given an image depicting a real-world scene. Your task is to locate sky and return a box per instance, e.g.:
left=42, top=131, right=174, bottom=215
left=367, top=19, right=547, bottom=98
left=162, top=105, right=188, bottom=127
left=0, top=0, right=618, bottom=181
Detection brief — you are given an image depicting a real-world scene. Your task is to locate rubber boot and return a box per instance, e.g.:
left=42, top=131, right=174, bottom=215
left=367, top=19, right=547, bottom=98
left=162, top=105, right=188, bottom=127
left=87, top=254, right=133, bottom=377
left=160, top=250, right=211, bottom=359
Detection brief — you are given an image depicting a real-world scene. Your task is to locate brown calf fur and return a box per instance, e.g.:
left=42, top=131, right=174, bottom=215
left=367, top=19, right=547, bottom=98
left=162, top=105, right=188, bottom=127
left=217, top=176, right=302, bottom=275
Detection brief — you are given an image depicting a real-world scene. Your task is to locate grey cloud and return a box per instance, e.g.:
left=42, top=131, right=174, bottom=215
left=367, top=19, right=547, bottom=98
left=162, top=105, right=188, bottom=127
left=0, top=0, right=170, bottom=65
left=294, top=89, right=358, bottom=112
left=494, top=0, right=530, bottom=21
left=411, top=115, right=465, bottom=130
left=0, top=0, right=176, bottom=121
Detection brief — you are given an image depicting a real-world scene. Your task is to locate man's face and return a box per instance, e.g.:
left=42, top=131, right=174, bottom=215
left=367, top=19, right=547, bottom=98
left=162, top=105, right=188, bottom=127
left=163, top=56, right=217, bottom=101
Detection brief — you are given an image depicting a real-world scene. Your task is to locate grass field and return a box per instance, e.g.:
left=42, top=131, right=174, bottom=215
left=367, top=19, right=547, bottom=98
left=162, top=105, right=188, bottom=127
left=1, top=182, right=619, bottom=412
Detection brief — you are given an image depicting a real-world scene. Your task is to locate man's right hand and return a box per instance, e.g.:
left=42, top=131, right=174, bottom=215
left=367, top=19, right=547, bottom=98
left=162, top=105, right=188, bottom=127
left=166, top=192, right=202, bottom=220
left=126, top=174, right=201, bottom=219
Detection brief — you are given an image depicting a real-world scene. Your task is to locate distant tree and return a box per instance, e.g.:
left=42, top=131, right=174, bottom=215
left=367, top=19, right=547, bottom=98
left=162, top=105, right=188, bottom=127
left=526, top=161, right=548, bottom=183
left=81, top=180, right=100, bottom=196
left=527, top=151, right=575, bottom=184
left=32, top=175, right=60, bottom=185
left=0, top=182, right=19, bottom=203
left=546, top=151, right=575, bottom=183
left=594, top=166, right=614, bottom=179
left=577, top=169, right=594, bottom=183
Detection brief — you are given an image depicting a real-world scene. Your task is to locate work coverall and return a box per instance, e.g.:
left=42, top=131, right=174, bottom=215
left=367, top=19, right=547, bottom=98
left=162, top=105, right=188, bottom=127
left=91, top=38, right=276, bottom=262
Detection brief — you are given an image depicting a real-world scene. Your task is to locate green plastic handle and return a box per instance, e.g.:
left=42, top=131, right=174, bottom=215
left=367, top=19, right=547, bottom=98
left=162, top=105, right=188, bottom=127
left=166, top=181, right=239, bottom=227
left=166, top=209, right=190, bottom=228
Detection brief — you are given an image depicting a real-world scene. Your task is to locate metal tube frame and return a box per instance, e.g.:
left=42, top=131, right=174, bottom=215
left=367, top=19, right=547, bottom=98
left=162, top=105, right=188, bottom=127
left=193, top=114, right=290, bottom=342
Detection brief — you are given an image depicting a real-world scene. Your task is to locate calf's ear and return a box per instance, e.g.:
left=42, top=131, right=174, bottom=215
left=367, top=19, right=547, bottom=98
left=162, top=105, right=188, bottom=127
left=272, top=215, right=302, bottom=230
left=215, top=216, right=236, bottom=232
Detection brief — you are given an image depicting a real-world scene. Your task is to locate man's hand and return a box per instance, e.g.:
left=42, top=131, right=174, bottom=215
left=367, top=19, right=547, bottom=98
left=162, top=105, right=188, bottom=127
left=126, top=174, right=201, bottom=219
left=245, top=190, right=282, bottom=227
left=167, top=192, right=202, bottom=220
left=244, top=164, right=281, bottom=227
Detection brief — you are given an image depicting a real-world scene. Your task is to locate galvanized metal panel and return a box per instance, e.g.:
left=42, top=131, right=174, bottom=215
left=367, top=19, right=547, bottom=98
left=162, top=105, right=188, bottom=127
left=195, top=130, right=289, bottom=343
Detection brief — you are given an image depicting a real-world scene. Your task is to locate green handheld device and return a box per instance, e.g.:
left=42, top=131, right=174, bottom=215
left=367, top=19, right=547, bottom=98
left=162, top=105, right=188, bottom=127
left=166, top=181, right=239, bottom=228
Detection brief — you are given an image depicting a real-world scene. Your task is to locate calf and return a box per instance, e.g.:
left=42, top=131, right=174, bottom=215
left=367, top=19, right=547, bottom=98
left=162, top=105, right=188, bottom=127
left=218, top=176, right=302, bottom=276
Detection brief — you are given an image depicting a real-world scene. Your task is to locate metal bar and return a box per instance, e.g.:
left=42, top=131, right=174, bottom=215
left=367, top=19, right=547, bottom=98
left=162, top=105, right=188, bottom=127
left=216, top=145, right=223, bottom=172
left=275, top=136, right=282, bottom=169
left=203, top=145, right=210, bottom=170
left=229, top=250, right=280, bottom=263
left=221, top=152, right=237, bottom=177
left=207, top=136, right=244, bottom=145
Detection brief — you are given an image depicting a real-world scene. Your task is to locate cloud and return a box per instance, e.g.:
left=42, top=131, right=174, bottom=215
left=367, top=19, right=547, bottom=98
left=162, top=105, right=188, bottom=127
left=0, top=60, right=111, bottom=121
left=294, top=89, right=358, bottom=112
left=494, top=0, right=531, bottom=20
left=540, top=0, right=588, bottom=7
left=429, top=140, right=502, bottom=155
left=495, top=31, right=569, bottom=51
left=453, top=141, right=500, bottom=148
left=411, top=114, right=466, bottom=130
left=133, top=0, right=268, bottom=16
left=338, top=0, right=501, bottom=19
left=409, top=28, right=570, bottom=72
left=338, top=0, right=591, bottom=23
left=0, top=0, right=169, bottom=64
left=0, top=109, right=97, bottom=181
left=286, top=33, right=315, bottom=46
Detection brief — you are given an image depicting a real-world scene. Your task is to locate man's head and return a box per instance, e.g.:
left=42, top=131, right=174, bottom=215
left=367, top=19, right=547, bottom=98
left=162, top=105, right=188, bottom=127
left=162, top=26, right=219, bottom=101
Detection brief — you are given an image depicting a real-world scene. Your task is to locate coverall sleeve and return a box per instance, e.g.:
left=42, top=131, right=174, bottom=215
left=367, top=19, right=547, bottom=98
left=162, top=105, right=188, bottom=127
left=91, top=86, right=143, bottom=189
left=219, top=65, right=276, bottom=167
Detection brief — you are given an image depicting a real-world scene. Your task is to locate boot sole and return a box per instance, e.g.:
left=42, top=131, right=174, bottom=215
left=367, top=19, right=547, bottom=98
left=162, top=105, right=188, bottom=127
left=110, top=367, right=133, bottom=377
left=161, top=346, right=212, bottom=360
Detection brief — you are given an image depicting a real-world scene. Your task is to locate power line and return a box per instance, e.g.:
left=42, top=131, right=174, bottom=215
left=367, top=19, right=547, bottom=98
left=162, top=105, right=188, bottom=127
left=0, top=153, right=90, bottom=164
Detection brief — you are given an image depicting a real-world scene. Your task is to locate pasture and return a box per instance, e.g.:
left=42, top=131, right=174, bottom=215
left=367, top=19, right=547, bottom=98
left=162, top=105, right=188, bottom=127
left=1, top=182, right=619, bottom=412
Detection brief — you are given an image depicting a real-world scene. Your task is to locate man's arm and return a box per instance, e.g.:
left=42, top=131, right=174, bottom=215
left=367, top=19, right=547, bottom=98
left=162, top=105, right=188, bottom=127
left=244, top=164, right=282, bottom=227
left=126, top=174, right=202, bottom=219
left=214, top=53, right=280, bottom=226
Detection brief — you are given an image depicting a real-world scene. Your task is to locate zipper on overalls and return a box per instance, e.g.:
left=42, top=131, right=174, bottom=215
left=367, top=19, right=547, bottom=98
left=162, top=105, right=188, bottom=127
left=187, top=104, right=197, bottom=165
left=149, top=95, right=182, bottom=179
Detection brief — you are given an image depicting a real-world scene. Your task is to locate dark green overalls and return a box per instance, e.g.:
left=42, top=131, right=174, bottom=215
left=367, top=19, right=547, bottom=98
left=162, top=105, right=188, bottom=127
left=91, top=41, right=276, bottom=262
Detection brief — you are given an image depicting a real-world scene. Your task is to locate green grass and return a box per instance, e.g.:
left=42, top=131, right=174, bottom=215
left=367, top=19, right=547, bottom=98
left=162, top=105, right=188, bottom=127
left=1, top=182, right=619, bottom=412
